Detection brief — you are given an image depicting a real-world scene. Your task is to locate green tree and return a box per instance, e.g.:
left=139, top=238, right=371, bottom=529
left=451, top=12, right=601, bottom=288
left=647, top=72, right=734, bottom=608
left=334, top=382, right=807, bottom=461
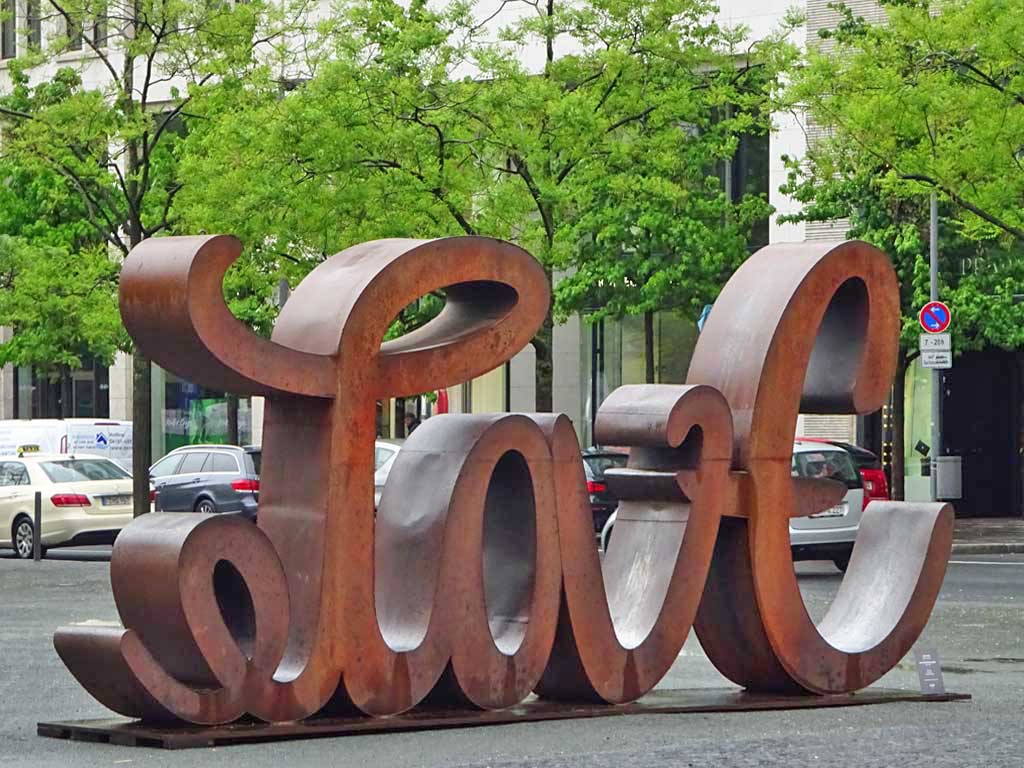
left=0, top=0, right=315, bottom=515
left=178, top=0, right=796, bottom=407
left=780, top=0, right=1024, bottom=495
left=554, top=117, right=776, bottom=382
left=0, top=236, right=126, bottom=415
left=786, top=0, right=1024, bottom=243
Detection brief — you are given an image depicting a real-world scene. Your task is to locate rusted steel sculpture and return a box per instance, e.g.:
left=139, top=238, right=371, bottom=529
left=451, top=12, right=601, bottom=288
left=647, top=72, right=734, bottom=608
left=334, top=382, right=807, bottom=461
left=53, top=235, right=953, bottom=725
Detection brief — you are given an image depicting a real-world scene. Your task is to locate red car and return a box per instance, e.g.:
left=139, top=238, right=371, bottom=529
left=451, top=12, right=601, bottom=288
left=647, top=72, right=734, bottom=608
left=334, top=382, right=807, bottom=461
left=796, top=438, right=889, bottom=508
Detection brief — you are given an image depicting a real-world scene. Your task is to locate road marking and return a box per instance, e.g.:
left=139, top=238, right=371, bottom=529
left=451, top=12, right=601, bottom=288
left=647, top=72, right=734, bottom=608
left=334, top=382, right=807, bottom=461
left=949, top=560, right=1024, bottom=566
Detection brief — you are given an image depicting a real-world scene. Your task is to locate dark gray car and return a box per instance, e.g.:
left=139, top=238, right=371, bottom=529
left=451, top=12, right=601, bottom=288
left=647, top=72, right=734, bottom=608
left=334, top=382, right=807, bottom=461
left=149, top=444, right=261, bottom=520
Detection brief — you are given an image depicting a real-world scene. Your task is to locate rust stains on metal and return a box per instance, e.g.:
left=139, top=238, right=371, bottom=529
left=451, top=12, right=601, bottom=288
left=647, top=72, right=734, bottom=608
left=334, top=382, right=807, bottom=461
left=53, top=236, right=952, bottom=726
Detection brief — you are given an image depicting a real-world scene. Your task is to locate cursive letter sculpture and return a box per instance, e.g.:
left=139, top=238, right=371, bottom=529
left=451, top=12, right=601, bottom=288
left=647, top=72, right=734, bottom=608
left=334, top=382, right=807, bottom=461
left=53, top=236, right=952, bottom=724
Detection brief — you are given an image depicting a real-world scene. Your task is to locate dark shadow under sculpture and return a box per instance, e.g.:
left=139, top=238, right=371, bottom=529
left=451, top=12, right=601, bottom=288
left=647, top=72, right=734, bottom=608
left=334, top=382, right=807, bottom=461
left=52, top=235, right=953, bottom=724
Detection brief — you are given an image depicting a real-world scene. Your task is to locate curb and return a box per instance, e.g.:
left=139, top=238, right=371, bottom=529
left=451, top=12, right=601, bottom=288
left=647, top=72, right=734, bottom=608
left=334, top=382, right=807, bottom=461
left=950, top=543, right=1024, bottom=555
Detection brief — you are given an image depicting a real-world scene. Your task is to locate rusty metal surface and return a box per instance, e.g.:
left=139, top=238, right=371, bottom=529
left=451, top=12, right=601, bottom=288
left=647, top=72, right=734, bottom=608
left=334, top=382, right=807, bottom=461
left=38, top=689, right=971, bottom=750
left=52, top=236, right=953, bottom=727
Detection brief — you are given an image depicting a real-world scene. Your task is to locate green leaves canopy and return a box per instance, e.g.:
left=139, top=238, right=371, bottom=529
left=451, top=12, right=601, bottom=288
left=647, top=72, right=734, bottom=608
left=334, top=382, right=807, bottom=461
left=780, top=0, right=1024, bottom=356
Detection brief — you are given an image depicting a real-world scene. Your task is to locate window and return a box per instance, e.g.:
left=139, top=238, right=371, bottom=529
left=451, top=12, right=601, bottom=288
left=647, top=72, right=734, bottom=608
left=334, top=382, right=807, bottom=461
left=93, top=2, right=107, bottom=47
left=150, top=454, right=184, bottom=478
left=209, top=453, right=239, bottom=473
left=26, top=0, right=41, bottom=48
left=67, top=17, right=83, bottom=51
left=582, top=453, right=628, bottom=481
left=244, top=450, right=261, bottom=476
left=177, top=452, right=209, bottom=474
left=40, top=459, right=130, bottom=483
left=375, top=446, right=398, bottom=471
left=792, top=451, right=862, bottom=490
left=1, top=0, right=16, bottom=60
left=0, top=462, right=29, bottom=486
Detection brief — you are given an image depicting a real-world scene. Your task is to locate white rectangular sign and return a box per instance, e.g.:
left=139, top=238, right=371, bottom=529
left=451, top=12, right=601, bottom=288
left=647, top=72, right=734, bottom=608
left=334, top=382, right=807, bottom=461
left=920, top=333, right=951, bottom=352
left=922, top=351, right=952, bottom=369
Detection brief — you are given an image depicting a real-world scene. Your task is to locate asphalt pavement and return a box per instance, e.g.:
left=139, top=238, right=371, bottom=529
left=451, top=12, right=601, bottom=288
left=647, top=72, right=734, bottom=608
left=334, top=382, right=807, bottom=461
left=0, top=549, right=1021, bottom=767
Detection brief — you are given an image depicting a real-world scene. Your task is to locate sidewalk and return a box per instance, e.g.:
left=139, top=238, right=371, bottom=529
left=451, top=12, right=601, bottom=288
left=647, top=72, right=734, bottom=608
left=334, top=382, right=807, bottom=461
left=952, top=517, right=1024, bottom=555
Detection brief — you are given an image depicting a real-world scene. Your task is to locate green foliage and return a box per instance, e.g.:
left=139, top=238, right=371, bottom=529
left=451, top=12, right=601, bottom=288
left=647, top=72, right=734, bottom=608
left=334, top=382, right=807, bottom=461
left=788, top=0, right=1024, bottom=243
left=0, top=0, right=318, bottom=344
left=0, top=235, right=126, bottom=371
left=178, top=0, right=796, bottom=342
left=780, top=0, right=1024, bottom=357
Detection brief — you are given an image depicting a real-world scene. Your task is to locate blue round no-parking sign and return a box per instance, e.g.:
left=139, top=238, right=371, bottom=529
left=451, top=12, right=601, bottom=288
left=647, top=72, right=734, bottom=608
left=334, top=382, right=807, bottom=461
left=919, top=301, right=951, bottom=333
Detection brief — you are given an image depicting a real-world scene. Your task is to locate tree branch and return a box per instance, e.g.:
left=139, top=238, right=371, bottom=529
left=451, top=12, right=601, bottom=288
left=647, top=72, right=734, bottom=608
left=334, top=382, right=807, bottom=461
left=900, top=173, right=1024, bottom=241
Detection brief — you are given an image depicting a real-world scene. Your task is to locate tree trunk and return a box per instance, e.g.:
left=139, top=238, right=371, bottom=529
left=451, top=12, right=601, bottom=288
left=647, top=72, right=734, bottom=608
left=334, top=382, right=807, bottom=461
left=644, top=311, right=655, bottom=384
left=891, top=355, right=907, bottom=501
left=534, top=312, right=553, bottom=412
left=59, top=367, right=72, bottom=418
left=132, top=351, right=152, bottom=517
left=226, top=393, right=239, bottom=444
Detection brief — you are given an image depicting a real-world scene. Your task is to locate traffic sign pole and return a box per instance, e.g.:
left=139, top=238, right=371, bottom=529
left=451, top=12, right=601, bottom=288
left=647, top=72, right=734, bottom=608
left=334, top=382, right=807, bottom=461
left=929, top=193, right=940, bottom=502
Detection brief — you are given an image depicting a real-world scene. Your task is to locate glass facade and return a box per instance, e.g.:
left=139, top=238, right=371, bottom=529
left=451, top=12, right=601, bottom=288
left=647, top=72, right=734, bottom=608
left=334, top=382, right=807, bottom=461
left=902, top=358, right=933, bottom=501
left=160, top=371, right=252, bottom=453
left=13, top=361, right=110, bottom=419
left=579, top=312, right=699, bottom=447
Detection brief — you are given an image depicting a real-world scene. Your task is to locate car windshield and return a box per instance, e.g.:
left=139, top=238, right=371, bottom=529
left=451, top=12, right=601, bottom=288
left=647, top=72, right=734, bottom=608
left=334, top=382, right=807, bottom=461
left=584, top=453, right=628, bottom=480
left=792, top=451, right=862, bottom=490
left=40, top=459, right=131, bottom=483
left=375, top=446, right=398, bottom=471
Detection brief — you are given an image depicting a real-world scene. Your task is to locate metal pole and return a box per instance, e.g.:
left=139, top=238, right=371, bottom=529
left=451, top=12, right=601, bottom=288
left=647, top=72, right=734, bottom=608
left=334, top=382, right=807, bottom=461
left=33, top=491, right=41, bottom=561
left=929, top=192, right=940, bottom=501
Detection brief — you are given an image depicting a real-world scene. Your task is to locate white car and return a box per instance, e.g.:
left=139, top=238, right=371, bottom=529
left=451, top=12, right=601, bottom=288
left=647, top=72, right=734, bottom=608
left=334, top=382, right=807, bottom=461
left=600, top=440, right=865, bottom=572
left=0, top=450, right=135, bottom=559
left=374, top=440, right=402, bottom=508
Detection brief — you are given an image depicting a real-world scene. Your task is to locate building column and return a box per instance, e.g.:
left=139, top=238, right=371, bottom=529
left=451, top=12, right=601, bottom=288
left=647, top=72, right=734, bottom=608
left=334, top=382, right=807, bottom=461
left=0, top=327, right=14, bottom=419
left=552, top=315, right=583, bottom=440
left=108, top=352, right=133, bottom=421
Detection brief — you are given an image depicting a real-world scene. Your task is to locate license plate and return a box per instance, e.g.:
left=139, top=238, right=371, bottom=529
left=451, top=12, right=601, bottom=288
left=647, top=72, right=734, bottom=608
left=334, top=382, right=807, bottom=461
left=811, top=501, right=848, bottom=519
left=101, top=495, right=132, bottom=506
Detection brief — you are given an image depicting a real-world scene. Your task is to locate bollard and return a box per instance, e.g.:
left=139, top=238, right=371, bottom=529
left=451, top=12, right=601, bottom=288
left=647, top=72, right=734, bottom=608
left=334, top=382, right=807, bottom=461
left=33, top=491, right=41, bottom=561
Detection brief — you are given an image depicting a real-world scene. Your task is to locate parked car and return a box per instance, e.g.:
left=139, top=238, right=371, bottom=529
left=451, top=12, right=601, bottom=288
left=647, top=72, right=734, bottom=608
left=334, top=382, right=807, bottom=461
left=0, top=448, right=134, bottom=559
left=789, top=440, right=865, bottom=572
left=149, top=445, right=261, bottom=521
left=599, top=440, right=865, bottom=572
left=582, top=448, right=628, bottom=540
left=797, top=437, right=889, bottom=507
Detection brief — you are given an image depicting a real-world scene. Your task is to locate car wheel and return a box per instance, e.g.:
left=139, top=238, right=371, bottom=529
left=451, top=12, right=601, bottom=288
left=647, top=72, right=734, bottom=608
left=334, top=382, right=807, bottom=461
left=13, top=517, right=42, bottom=560
left=195, top=498, right=217, bottom=515
left=833, top=553, right=851, bottom=573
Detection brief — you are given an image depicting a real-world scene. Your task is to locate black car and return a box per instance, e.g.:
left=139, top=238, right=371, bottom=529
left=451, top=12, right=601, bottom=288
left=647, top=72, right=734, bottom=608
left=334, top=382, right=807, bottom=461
left=582, top=448, right=628, bottom=538
left=149, top=444, right=261, bottom=520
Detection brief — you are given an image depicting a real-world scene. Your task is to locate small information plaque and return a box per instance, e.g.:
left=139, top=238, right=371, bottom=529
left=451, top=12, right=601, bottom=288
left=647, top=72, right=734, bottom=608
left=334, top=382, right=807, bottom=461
left=921, top=351, right=952, bottom=369
left=919, top=333, right=951, bottom=351
left=915, top=649, right=946, bottom=695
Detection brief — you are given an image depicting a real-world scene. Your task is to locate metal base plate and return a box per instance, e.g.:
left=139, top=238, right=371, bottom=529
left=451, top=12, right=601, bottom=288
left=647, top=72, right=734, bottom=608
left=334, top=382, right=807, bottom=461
left=38, top=688, right=971, bottom=750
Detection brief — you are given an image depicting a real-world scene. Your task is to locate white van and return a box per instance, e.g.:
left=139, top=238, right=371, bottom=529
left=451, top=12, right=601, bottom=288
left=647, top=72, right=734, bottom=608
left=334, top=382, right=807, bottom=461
left=0, top=419, right=133, bottom=464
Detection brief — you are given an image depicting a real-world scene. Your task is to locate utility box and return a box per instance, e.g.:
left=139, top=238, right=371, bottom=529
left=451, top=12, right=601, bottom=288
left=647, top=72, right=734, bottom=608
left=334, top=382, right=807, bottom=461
left=935, top=456, right=962, bottom=500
